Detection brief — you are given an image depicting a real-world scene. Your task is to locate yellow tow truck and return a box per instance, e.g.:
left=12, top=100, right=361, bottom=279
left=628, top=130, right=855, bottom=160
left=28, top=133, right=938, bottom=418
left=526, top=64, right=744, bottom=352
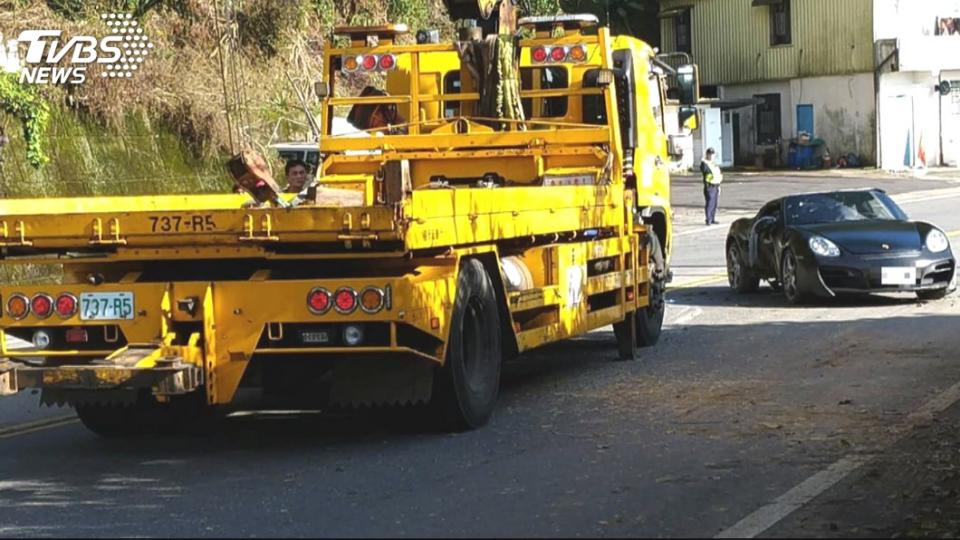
left=0, top=2, right=700, bottom=435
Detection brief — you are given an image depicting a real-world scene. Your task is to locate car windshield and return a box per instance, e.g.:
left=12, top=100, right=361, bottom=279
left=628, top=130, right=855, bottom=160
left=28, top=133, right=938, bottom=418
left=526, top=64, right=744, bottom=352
left=784, top=191, right=905, bottom=225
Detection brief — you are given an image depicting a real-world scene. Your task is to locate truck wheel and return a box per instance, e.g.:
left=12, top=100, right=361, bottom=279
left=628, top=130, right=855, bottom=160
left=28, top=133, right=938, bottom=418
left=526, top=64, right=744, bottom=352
left=432, top=258, right=503, bottom=431
left=636, top=234, right=666, bottom=347
left=75, top=396, right=155, bottom=437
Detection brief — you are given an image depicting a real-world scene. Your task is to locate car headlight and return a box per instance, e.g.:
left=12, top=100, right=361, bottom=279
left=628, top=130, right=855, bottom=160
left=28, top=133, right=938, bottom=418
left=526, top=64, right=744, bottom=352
left=926, top=229, right=950, bottom=253
left=809, top=235, right=841, bottom=257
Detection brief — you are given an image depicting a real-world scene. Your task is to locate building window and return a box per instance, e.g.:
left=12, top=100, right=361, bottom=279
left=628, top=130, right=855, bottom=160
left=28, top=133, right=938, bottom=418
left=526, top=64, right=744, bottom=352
left=755, top=93, right=782, bottom=145
left=770, top=0, right=791, bottom=45
left=675, top=9, right=692, bottom=54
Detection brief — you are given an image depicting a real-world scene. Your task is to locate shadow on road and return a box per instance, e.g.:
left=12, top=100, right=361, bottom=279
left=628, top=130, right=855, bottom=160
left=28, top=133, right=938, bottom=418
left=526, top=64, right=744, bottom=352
left=667, top=284, right=928, bottom=310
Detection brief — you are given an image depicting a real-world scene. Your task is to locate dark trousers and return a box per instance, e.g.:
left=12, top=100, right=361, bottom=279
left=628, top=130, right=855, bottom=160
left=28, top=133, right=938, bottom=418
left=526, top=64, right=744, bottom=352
left=704, top=184, right=719, bottom=224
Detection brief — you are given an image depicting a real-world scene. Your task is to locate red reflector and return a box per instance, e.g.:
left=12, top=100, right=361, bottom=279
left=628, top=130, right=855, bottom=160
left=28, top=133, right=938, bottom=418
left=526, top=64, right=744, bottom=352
left=55, top=294, right=77, bottom=318
left=307, top=288, right=331, bottom=315
left=550, top=46, right=567, bottom=62
left=361, top=55, right=378, bottom=71
left=31, top=294, right=53, bottom=319
left=378, top=54, right=396, bottom=70
left=532, top=46, right=548, bottom=63
left=334, top=288, right=357, bottom=314
left=65, top=327, right=88, bottom=344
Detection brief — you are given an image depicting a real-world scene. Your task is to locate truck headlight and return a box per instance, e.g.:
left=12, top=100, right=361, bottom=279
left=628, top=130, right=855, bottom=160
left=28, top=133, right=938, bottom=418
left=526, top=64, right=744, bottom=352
left=809, top=235, right=840, bottom=257
left=926, top=229, right=950, bottom=253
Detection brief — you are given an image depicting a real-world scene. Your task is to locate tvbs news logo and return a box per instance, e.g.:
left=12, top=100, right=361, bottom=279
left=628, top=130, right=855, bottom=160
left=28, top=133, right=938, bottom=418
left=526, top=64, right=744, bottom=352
left=1, top=13, right=153, bottom=84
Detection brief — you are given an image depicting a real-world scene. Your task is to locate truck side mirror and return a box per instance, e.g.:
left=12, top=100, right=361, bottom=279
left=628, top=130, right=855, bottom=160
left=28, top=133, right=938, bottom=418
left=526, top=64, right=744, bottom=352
left=676, top=64, right=700, bottom=106
left=679, top=106, right=698, bottom=131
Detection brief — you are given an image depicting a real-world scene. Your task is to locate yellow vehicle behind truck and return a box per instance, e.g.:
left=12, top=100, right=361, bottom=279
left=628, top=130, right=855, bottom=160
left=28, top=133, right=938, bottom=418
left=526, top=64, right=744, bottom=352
left=0, top=11, right=700, bottom=435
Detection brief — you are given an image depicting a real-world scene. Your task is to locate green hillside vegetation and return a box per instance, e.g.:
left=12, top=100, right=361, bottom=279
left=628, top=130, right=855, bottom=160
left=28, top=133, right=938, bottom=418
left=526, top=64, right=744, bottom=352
left=0, top=0, right=658, bottom=201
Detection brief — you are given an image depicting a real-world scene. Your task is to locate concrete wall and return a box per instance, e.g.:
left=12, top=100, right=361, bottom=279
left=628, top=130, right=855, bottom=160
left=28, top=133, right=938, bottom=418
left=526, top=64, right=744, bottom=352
left=720, top=73, right=876, bottom=166
left=878, top=70, right=960, bottom=169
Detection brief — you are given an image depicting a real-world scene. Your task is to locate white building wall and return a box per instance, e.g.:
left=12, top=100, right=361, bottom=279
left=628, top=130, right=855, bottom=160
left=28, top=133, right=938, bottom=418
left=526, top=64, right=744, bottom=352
left=874, top=0, right=960, bottom=169
left=720, top=74, right=875, bottom=166
left=788, top=74, right=876, bottom=164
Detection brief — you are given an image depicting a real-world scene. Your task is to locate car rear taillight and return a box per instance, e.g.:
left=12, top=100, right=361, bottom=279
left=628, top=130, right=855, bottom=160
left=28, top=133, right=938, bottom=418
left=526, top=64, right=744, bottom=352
left=6, top=294, right=29, bottom=320
left=307, top=288, right=332, bottom=315
left=55, top=293, right=78, bottom=319
left=378, top=54, right=396, bottom=70
left=333, top=287, right=358, bottom=314
left=359, top=287, right=385, bottom=314
left=31, top=294, right=53, bottom=319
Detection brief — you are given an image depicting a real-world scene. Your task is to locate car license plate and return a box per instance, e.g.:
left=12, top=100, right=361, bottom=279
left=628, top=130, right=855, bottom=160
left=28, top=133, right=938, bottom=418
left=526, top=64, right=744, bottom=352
left=80, top=292, right=134, bottom=321
left=301, top=331, right=330, bottom=344
left=881, top=267, right=916, bottom=286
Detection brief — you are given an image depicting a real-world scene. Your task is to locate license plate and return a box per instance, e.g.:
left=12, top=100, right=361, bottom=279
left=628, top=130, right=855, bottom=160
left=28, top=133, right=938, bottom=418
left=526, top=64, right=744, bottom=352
left=881, top=267, right=917, bottom=286
left=80, top=292, right=134, bottom=321
left=301, top=331, right=330, bottom=344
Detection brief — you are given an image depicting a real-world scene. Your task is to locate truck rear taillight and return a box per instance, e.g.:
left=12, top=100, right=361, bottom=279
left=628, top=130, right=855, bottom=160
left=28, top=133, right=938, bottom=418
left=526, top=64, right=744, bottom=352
left=531, top=44, right=588, bottom=64
left=531, top=46, right=548, bottom=63
left=65, top=327, right=89, bottom=344
left=333, top=287, right=358, bottom=314
left=307, top=288, right=332, bottom=315
left=550, top=46, right=568, bottom=62
left=31, top=294, right=53, bottom=319
left=55, top=293, right=78, bottom=319
left=343, top=55, right=360, bottom=73
left=359, top=287, right=385, bottom=314
left=6, top=294, right=29, bottom=320
left=378, top=54, right=397, bottom=71
left=568, top=44, right=587, bottom=62
left=361, top=54, right=378, bottom=71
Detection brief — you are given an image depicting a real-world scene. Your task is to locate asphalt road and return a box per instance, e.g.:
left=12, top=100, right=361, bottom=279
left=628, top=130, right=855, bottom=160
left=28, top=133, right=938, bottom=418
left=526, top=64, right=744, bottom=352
left=2, top=172, right=960, bottom=537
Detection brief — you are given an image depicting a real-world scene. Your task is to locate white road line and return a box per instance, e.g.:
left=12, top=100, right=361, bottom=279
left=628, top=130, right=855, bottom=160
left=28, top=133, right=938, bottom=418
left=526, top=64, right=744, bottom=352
left=715, top=375, right=960, bottom=538
left=667, top=306, right=702, bottom=327
left=0, top=416, right=78, bottom=440
left=715, top=455, right=874, bottom=539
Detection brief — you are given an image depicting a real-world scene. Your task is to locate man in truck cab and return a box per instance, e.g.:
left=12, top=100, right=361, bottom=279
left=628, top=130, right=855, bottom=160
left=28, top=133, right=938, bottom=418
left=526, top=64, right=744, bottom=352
left=346, top=86, right=408, bottom=135
left=284, top=158, right=311, bottom=194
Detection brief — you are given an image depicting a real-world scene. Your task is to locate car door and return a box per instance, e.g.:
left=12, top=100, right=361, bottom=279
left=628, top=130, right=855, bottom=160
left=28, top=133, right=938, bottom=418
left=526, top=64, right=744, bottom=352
left=752, top=200, right=784, bottom=276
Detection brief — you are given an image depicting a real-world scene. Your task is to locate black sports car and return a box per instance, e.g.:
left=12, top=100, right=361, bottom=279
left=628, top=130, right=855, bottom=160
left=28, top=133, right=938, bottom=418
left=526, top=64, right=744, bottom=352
left=725, top=188, right=956, bottom=304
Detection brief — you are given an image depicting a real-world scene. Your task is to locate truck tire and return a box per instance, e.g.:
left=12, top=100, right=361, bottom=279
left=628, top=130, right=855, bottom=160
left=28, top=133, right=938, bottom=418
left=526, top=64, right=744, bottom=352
left=432, top=258, right=503, bottom=431
left=75, top=398, right=154, bottom=437
left=636, top=233, right=666, bottom=347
